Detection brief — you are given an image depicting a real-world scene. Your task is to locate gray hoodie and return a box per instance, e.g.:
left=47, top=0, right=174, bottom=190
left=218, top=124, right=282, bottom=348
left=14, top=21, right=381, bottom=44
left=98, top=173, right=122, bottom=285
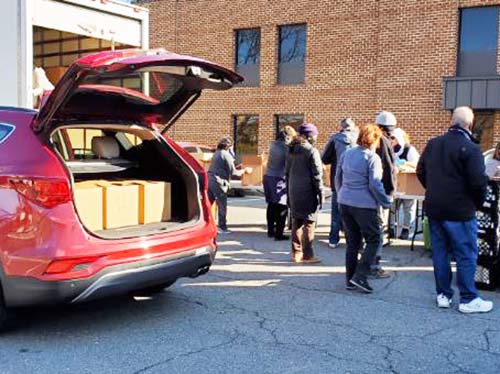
left=322, top=129, right=358, bottom=189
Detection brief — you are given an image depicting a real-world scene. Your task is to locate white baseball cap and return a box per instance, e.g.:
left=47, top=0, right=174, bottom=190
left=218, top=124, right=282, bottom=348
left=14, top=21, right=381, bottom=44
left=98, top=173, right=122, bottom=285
left=375, top=111, right=397, bottom=127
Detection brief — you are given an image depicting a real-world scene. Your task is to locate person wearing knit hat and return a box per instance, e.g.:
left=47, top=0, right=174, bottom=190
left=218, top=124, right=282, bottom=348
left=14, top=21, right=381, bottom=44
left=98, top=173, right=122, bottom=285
left=370, top=111, right=398, bottom=279
left=287, top=123, right=323, bottom=263
left=322, top=117, right=358, bottom=248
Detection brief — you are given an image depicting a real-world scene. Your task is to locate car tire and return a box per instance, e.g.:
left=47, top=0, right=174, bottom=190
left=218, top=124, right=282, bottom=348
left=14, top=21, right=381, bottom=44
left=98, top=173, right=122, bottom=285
left=132, top=280, right=177, bottom=296
left=0, top=286, right=12, bottom=333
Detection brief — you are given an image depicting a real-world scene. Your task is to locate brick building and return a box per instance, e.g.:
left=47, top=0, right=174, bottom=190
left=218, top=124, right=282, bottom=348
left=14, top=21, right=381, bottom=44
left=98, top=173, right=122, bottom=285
left=139, top=0, right=500, bottom=154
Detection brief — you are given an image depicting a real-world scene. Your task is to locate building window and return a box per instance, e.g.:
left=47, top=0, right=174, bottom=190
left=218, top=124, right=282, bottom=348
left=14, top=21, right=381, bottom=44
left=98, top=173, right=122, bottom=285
left=235, top=28, right=260, bottom=87
left=233, top=115, right=259, bottom=155
left=275, top=114, right=304, bottom=137
left=472, top=112, right=495, bottom=152
left=458, top=7, right=499, bottom=76
left=278, top=24, right=307, bottom=85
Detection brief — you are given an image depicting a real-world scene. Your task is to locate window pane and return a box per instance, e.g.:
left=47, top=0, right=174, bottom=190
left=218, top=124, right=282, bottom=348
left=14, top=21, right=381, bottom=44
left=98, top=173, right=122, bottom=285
left=278, top=24, right=307, bottom=84
left=458, top=7, right=498, bottom=76
left=275, top=114, right=304, bottom=137
left=235, top=29, right=260, bottom=87
left=233, top=115, right=259, bottom=155
left=472, top=112, right=495, bottom=152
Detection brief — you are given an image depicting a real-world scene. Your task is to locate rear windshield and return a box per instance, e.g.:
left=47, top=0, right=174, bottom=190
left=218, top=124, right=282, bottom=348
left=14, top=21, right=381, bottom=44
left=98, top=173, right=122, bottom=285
left=52, top=128, right=142, bottom=161
left=79, top=71, right=184, bottom=105
left=0, top=123, right=15, bottom=144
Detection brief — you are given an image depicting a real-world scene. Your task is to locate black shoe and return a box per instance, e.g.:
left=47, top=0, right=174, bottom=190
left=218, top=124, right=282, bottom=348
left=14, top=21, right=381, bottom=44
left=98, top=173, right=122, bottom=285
left=267, top=232, right=275, bottom=238
left=367, top=269, right=391, bottom=279
left=349, top=278, right=373, bottom=293
left=346, top=282, right=356, bottom=291
left=274, top=235, right=289, bottom=241
left=399, top=228, right=409, bottom=240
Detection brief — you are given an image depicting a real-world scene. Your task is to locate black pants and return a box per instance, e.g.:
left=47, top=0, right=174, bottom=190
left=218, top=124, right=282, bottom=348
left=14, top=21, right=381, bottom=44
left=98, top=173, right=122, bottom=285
left=339, top=204, right=381, bottom=283
left=266, top=203, right=288, bottom=238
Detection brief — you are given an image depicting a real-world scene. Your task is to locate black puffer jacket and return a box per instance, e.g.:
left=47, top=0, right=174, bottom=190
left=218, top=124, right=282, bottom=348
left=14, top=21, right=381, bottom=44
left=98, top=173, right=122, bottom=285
left=416, top=125, right=488, bottom=221
left=286, top=138, right=323, bottom=221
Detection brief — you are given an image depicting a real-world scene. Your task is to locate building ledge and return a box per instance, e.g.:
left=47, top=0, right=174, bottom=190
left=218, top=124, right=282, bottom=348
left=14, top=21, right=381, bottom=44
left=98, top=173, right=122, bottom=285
left=443, top=76, right=500, bottom=110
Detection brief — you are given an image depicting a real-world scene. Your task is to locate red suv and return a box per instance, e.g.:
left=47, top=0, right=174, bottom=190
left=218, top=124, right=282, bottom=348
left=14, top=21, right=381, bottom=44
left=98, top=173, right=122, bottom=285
left=0, top=49, right=242, bottom=329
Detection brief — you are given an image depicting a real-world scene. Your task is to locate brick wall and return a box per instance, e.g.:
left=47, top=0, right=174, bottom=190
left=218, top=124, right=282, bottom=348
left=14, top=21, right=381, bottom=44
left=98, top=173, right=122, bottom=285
left=139, top=0, right=500, bottom=153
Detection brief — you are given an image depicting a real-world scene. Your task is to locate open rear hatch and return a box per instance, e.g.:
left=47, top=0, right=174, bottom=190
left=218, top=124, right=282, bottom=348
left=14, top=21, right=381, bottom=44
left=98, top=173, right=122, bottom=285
left=32, top=48, right=243, bottom=138
left=33, top=49, right=242, bottom=239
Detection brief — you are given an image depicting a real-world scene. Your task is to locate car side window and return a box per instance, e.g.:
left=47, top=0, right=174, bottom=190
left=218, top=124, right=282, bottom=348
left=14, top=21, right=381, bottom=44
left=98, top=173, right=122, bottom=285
left=0, top=123, right=15, bottom=145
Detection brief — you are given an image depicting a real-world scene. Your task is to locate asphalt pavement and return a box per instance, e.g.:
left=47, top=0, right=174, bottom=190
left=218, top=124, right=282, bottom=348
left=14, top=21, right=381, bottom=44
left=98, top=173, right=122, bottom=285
left=1, top=196, right=500, bottom=373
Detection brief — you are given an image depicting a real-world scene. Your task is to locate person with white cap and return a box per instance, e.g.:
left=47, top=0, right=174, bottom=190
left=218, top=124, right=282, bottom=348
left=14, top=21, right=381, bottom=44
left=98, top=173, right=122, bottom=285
left=389, top=128, right=420, bottom=240
left=369, top=110, right=398, bottom=279
left=417, top=106, right=492, bottom=313
left=321, top=117, right=358, bottom=248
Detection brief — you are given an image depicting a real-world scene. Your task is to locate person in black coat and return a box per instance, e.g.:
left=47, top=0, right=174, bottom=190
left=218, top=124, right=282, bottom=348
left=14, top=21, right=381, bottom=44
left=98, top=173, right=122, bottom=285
left=370, top=111, right=398, bottom=279
left=286, top=123, right=323, bottom=264
left=417, top=106, right=492, bottom=314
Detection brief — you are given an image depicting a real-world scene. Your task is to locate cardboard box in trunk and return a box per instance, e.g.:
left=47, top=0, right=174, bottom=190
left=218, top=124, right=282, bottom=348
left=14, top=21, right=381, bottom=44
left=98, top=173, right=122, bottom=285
left=396, top=172, right=425, bottom=196
left=95, top=181, right=140, bottom=229
left=126, top=181, right=172, bottom=224
left=74, top=182, right=104, bottom=231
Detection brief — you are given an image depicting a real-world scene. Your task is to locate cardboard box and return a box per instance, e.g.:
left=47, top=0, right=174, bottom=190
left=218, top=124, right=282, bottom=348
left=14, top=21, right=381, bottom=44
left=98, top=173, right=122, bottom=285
left=323, top=165, right=331, bottom=188
left=241, top=165, right=263, bottom=186
left=397, top=172, right=425, bottom=197
left=95, top=181, right=139, bottom=229
left=126, top=180, right=172, bottom=224
left=241, top=154, right=265, bottom=186
left=74, top=182, right=104, bottom=231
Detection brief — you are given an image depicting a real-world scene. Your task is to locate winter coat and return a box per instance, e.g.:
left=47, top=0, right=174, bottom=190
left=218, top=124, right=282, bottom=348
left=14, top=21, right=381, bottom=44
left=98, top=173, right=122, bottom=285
left=264, top=140, right=288, bottom=205
left=376, top=134, right=397, bottom=196
left=322, top=129, right=358, bottom=190
left=336, top=146, right=392, bottom=210
left=286, top=138, right=323, bottom=221
left=416, top=125, right=488, bottom=221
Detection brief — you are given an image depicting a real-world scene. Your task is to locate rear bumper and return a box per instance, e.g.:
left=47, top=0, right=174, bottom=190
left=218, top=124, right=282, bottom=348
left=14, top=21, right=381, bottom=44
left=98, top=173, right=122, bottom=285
left=2, top=246, right=214, bottom=307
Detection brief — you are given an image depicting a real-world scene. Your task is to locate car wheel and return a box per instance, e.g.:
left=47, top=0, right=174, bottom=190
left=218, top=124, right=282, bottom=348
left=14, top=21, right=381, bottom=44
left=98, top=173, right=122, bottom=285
left=132, top=280, right=177, bottom=296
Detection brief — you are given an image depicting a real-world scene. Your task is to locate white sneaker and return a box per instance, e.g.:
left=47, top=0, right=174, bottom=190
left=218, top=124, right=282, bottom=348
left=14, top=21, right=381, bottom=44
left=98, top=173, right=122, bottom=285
left=459, top=297, right=493, bottom=314
left=217, top=229, right=231, bottom=235
left=328, top=242, right=338, bottom=249
left=436, top=294, right=452, bottom=308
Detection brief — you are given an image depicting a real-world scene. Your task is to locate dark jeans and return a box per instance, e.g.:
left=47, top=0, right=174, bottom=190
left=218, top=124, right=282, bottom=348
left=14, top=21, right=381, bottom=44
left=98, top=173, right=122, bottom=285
left=208, top=180, right=228, bottom=230
left=340, top=204, right=381, bottom=283
left=291, top=218, right=316, bottom=260
left=371, top=207, right=387, bottom=271
left=429, top=218, right=479, bottom=303
left=329, top=190, right=342, bottom=245
left=266, top=203, right=288, bottom=237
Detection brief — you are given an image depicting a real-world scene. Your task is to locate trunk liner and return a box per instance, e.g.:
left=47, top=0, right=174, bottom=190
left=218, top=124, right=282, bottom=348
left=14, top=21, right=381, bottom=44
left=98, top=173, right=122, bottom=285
left=93, top=220, right=197, bottom=239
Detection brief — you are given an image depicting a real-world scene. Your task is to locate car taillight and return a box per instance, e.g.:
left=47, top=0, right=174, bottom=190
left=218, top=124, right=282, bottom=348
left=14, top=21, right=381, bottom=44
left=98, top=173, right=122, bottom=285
left=9, top=178, right=71, bottom=208
left=45, top=257, right=100, bottom=275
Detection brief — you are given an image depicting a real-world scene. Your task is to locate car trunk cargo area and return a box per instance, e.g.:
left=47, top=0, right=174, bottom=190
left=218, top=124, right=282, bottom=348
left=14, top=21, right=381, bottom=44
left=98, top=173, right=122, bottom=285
left=50, top=124, right=201, bottom=239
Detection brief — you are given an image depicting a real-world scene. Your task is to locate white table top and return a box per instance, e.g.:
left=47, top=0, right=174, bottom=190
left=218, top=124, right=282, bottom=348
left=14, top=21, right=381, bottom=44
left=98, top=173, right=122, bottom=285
left=394, top=192, right=425, bottom=201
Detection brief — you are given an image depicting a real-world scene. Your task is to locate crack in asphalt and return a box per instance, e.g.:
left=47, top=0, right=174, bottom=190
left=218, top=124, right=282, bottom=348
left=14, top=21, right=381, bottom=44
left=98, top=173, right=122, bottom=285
left=132, top=331, right=241, bottom=374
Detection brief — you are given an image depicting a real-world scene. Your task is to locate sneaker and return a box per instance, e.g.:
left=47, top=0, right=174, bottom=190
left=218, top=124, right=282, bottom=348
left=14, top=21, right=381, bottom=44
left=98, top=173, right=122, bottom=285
left=346, top=282, right=356, bottom=291
left=274, top=235, right=289, bottom=241
left=217, top=228, right=231, bottom=235
left=436, top=294, right=452, bottom=308
left=367, top=269, right=392, bottom=279
left=399, top=228, right=410, bottom=240
left=349, top=278, right=373, bottom=293
left=459, top=297, right=493, bottom=314
left=301, top=256, right=321, bottom=264
left=328, top=242, right=339, bottom=249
